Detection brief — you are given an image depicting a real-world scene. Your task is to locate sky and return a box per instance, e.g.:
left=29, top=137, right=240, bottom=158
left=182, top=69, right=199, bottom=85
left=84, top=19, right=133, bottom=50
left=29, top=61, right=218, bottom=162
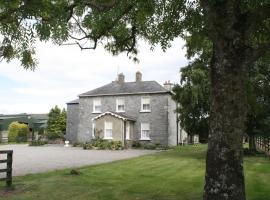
left=0, top=38, right=188, bottom=114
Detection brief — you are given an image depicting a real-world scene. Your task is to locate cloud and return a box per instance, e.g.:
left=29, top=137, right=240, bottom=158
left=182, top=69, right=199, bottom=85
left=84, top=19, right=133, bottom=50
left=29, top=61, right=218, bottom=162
left=0, top=38, right=188, bottom=114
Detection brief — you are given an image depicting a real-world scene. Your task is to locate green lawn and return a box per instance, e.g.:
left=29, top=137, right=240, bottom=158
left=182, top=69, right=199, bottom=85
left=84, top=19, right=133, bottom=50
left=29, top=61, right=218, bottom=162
left=0, top=145, right=270, bottom=200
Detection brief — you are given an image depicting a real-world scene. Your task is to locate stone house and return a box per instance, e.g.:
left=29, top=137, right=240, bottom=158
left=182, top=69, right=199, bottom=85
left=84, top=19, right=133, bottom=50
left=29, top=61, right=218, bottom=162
left=66, top=72, right=188, bottom=147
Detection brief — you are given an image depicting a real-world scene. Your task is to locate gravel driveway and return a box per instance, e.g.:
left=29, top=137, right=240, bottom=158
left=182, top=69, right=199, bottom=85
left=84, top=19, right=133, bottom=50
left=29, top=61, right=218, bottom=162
left=0, top=144, right=157, bottom=176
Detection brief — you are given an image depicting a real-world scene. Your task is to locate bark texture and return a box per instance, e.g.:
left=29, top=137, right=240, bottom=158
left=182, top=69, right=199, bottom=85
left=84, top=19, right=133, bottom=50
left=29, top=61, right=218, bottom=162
left=203, top=46, right=247, bottom=200
left=202, top=1, right=249, bottom=200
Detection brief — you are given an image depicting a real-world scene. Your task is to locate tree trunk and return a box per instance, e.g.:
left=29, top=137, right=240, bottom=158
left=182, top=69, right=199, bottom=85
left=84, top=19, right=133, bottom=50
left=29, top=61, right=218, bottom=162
left=203, top=43, right=247, bottom=200
left=249, top=135, right=256, bottom=152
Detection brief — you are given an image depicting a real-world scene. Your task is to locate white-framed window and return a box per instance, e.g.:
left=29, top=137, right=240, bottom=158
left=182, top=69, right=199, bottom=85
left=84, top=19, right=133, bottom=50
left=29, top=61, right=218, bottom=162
left=104, top=121, right=113, bottom=139
left=140, top=123, right=150, bottom=140
left=141, top=97, right=150, bottom=112
left=126, top=121, right=130, bottom=140
left=93, top=98, right=101, bottom=113
left=116, top=98, right=125, bottom=112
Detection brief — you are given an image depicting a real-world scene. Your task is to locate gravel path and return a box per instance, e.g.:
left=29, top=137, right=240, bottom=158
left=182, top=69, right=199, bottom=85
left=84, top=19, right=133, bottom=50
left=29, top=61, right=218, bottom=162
left=0, top=144, right=157, bottom=176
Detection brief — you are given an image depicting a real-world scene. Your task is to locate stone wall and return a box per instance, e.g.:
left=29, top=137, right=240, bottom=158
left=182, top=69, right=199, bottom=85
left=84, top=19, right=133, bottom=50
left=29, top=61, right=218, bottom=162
left=76, top=93, right=175, bottom=146
left=66, top=103, right=79, bottom=143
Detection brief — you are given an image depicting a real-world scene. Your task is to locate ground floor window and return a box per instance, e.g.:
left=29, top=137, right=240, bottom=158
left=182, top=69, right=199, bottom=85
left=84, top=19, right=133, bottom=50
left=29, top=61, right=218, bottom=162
left=104, top=121, right=113, bottom=139
left=141, top=123, right=150, bottom=140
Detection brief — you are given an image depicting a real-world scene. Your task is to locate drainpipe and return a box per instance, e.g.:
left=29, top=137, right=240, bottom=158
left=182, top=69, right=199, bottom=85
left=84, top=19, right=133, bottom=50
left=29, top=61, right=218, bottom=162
left=123, top=120, right=127, bottom=149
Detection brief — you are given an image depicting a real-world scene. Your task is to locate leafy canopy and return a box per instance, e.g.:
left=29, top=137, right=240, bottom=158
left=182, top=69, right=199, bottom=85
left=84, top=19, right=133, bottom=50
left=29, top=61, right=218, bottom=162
left=1, top=1, right=269, bottom=69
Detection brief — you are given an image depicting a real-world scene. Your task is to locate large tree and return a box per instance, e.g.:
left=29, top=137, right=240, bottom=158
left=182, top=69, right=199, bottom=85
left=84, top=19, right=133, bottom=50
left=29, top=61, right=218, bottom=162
left=172, top=58, right=210, bottom=143
left=1, top=1, right=270, bottom=199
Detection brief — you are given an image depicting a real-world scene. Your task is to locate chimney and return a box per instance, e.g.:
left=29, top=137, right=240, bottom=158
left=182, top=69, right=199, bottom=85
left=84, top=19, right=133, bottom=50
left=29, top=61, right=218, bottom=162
left=163, top=80, right=173, bottom=91
left=117, top=73, right=125, bottom=84
left=135, top=71, right=142, bottom=82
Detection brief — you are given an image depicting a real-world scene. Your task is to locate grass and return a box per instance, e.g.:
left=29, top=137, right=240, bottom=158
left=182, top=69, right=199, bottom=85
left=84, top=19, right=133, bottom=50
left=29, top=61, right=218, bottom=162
left=0, top=145, right=270, bottom=200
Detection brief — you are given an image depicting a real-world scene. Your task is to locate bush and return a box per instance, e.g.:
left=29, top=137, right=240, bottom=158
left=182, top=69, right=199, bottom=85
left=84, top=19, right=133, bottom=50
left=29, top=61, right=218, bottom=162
left=132, top=141, right=142, bottom=148
left=17, top=125, right=29, bottom=142
left=29, top=140, right=48, bottom=146
left=110, top=141, right=123, bottom=150
left=73, top=142, right=84, bottom=147
left=83, top=139, right=123, bottom=150
left=47, top=131, right=64, bottom=140
left=132, top=141, right=169, bottom=150
left=83, top=143, right=93, bottom=150
left=8, top=122, right=29, bottom=143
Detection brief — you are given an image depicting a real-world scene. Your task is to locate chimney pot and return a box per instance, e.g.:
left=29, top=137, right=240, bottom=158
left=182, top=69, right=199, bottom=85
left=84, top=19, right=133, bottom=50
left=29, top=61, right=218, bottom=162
left=136, top=71, right=142, bottom=82
left=163, top=81, right=173, bottom=91
left=117, top=73, right=125, bottom=84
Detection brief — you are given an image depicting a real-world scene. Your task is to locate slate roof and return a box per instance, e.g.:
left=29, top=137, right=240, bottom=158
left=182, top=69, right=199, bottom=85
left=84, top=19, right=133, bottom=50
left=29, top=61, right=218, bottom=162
left=67, top=99, right=79, bottom=104
left=79, top=81, right=170, bottom=97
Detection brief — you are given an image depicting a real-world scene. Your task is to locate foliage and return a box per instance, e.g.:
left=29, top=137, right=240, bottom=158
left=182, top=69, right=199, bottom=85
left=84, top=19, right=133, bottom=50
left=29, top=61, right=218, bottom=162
left=246, top=56, right=270, bottom=138
left=131, top=141, right=168, bottom=150
left=47, top=106, right=66, bottom=140
left=73, top=142, right=84, bottom=147
left=172, top=58, right=210, bottom=143
left=8, top=121, right=29, bottom=143
left=83, top=138, right=123, bottom=150
left=29, top=140, right=48, bottom=146
left=131, top=141, right=142, bottom=148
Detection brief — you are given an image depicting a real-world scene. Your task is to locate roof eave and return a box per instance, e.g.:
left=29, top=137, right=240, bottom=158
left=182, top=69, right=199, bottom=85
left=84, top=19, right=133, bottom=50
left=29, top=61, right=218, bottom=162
left=79, top=91, right=171, bottom=98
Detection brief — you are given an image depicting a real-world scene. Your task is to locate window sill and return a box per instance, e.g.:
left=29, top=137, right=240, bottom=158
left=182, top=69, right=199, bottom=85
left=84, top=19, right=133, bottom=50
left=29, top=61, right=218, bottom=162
left=140, top=138, right=151, bottom=141
left=140, top=110, right=151, bottom=113
left=92, top=112, right=102, bottom=114
left=116, top=111, right=125, bottom=113
left=104, top=137, right=113, bottom=140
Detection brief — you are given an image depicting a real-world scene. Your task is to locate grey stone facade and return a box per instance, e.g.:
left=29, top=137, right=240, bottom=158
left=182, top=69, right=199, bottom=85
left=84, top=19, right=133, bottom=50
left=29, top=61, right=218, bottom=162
left=66, top=75, right=180, bottom=147
left=66, top=103, right=79, bottom=143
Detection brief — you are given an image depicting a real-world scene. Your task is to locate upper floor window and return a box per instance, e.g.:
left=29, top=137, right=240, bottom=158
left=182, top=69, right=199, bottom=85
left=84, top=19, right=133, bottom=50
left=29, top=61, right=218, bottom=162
left=93, top=98, right=101, bottom=113
left=140, top=123, right=150, bottom=140
left=104, top=121, right=113, bottom=139
left=141, top=97, right=150, bottom=112
left=116, top=98, right=125, bottom=112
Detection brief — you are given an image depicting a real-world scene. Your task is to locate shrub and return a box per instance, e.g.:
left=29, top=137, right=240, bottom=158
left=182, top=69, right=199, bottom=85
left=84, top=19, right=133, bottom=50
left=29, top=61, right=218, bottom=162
left=17, top=125, right=29, bottom=142
left=83, top=142, right=93, bottom=150
left=132, top=141, right=142, bottom=148
left=47, top=131, right=64, bottom=140
left=83, top=139, right=123, bottom=150
left=29, top=140, right=48, bottom=146
left=73, top=142, right=84, bottom=147
left=131, top=141, right=169, bottom=150
left=110, top=141, right=123, bottom=150
left=8, top=122, right=29, bottom=143
left=144, top=143, right=156, bottom=150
